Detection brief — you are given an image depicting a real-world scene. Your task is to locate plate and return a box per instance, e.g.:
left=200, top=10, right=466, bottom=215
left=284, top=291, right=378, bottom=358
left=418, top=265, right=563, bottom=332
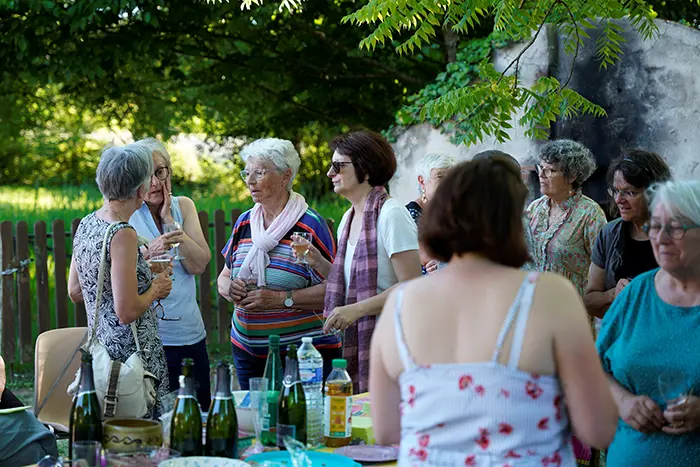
left=246, top=451, right=361, bottom=466
left=334, top=445, right=399, bottom=463
left=0, top=405, right=31, bottom=415
left=159, top=458, right=251, bottom=467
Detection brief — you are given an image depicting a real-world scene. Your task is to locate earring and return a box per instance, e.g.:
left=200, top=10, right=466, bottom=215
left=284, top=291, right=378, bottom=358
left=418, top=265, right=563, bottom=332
left=421, top=188, right=428, bottom=204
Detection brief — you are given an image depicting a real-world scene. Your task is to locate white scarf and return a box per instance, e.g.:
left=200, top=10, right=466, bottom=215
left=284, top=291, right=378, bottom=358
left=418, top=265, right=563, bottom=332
left=238, top=191, right=308, bottom=287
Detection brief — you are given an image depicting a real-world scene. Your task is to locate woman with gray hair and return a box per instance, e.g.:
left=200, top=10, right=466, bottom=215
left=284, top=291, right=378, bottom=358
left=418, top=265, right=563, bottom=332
left=68, top=143, right=173, bottom=419
left=405, top=153, right=456, bottom=274
left=597, top=179, right=700, bottom=466
left=526, top=139, right=607, bottom=297
left=129, top=138, right=212, bottom=409
left=217, top=138, right=340, bottom=390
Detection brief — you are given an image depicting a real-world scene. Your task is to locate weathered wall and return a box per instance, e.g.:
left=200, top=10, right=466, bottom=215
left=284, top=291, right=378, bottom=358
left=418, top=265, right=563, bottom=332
left=391, top=19, right=700, bottom=207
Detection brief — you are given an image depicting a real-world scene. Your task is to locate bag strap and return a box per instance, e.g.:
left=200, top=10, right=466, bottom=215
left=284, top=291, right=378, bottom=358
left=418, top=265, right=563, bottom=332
left=90, top=222, right=143, bottom=352
left=34, top=330, right=88, bottom=419
left=103, top=360, right=122, bottom=418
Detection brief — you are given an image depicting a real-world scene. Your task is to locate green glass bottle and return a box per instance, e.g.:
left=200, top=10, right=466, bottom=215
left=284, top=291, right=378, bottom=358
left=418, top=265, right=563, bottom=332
left=69, top=350, right=103, bottom=461
left=277, top=344, right=307, bottom=449
left=206, top=361, right=238, bottom=458
left=261, top=335, right=283, bottom=447
left=170, top=358, right=203, bottom=456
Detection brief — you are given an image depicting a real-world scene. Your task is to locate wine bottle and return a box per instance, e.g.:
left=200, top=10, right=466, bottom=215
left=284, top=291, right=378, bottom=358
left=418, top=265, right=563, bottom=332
left=170, top=358, right=203, bottom=456
left=206, top=361, right=238, bottom=458
left=277, top=344, right=307, bottom=449
left=69, top=350, right=103, bottom=461
left=261, top=334, right=283, bottom=447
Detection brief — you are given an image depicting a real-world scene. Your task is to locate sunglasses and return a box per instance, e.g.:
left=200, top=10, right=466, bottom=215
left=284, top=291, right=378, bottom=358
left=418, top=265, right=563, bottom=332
left=329, top=161, right=352, bottom=175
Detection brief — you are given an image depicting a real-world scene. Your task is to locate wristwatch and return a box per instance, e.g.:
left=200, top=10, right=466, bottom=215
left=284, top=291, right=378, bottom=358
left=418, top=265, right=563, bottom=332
left=284, top=290, right=294, bottom=308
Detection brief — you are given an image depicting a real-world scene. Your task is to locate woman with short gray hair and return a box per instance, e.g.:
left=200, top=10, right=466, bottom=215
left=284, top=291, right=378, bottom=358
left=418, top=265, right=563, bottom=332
left=68, top=143, right=173, bottom=419
left=405, top=153, right=456, bottom=274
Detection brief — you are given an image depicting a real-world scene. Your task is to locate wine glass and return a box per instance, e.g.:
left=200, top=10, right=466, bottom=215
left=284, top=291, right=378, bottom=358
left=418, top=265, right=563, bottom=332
left=163, top=221, right=185, bottom=260
left=658, top=369, right=690, bottom=417
left=291, top=232, right=312, bottom=265
left=249, top=377, right=269, bottom=454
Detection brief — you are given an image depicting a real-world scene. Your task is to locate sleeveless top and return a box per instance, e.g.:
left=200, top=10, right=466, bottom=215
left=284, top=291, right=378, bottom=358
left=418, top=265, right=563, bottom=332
left=394, top=273, right=576, bottom=466
left=129, top=197, right=206, bottom=346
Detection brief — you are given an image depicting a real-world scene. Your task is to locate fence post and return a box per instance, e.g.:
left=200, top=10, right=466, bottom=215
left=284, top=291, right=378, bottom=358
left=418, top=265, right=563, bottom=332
left=52, top=219, right=68, bottom=329
left=214, top=210, right=228, bottom=345
left=0, top=221, right=17, bottom=368
left=15, top=221, right=32, bottom=363
left=198, top=211, right=212, bottom=335
left=34, top=221, right=50, bottom=334
left=71, top=218, right=86, bottom=326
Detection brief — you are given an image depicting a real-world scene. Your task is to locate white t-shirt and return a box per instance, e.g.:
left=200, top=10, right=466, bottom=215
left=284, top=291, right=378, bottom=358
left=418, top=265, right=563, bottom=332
left=337, top=198, right=419, bottom=300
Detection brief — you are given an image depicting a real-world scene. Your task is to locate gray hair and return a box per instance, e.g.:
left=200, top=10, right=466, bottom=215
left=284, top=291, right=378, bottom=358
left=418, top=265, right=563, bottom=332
left=648, top=179, right=700, bottom=225
left=415, top=153, right=457, bottom=190
left=538, top=139, right=597, bottom=190
left=134, top=137, right=171, bottom=167
left=96, top=143, right=154, bottom=201
left=239, top=138, right=300, bottom=191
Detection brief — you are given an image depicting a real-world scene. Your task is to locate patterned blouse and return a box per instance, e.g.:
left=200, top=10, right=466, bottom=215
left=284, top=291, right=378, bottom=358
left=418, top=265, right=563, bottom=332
left=526, top=192, right=606, bottom=297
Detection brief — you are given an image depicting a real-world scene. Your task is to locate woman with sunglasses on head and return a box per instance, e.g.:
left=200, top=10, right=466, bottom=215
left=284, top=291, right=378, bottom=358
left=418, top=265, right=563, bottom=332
left=217, top=138, right=340, bottom=390
left=128, top=138, right=212, bottom=409
left=304, top=130, right=422, bottom=394
left=597, top=180, right=700, bottom=467
left=584, top=149, right=671, bottom=319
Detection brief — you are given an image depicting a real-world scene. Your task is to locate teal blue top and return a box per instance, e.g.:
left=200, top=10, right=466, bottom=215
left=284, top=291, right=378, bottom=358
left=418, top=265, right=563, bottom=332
left=597, top=269, right=700, bottom=466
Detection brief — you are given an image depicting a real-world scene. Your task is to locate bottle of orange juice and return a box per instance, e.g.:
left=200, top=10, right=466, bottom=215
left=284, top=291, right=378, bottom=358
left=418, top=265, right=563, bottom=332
left=323, top=359, right=353, bottom=447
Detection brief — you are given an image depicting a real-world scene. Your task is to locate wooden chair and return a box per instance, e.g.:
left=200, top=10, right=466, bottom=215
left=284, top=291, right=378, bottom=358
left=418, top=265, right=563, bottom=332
left=33, top=327, right=88, bottom=437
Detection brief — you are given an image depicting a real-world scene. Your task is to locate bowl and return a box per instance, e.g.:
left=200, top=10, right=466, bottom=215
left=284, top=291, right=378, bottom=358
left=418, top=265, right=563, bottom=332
left=104, top=447, right=180, bottom=466
left=103, top=418, right=163, bottom=453
left=234, top=390, right=255, bottom=435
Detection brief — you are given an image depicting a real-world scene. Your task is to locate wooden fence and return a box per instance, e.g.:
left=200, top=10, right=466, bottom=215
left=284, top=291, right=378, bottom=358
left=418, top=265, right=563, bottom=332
left=0, top=210, right=336, bottom=369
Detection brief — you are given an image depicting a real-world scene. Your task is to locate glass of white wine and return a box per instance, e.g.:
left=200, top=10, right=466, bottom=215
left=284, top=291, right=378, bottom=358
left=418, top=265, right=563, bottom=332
left=163, top=221, right=185, bottom=261
left=291, top=232, right=312, bottom=265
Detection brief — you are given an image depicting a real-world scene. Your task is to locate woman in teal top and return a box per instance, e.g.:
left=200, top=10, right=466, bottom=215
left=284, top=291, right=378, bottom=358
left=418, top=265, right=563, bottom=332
left=597, top=179, right=700, bottom=467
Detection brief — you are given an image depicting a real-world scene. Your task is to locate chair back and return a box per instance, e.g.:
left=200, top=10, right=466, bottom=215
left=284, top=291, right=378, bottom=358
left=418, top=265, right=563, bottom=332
left=34, top=327, right=88, bottom=432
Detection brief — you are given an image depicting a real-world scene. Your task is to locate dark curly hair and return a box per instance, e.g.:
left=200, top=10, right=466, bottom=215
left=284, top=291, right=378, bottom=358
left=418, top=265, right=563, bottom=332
left=538, top=139, right=597, bottom=190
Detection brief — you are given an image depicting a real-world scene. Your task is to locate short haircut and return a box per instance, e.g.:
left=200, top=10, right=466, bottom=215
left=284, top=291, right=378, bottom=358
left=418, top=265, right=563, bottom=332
left=538, top=139, right=597, bottom=190
left=96, top=143, right=153, bottom=201
left=239, top=138, right=301, bottom=191
left=330, top=131, right=397, bottom=187
left=415, top=153, right=457, bottom=193
left=135, top=137, right=171, bottom=167
left=420, top=156, right=530, bottom=267
left=607, top=148, right=671, bottom=189
left=471, top=150, right=521, bottom=169
left=648, top=179, right=700, bottom=226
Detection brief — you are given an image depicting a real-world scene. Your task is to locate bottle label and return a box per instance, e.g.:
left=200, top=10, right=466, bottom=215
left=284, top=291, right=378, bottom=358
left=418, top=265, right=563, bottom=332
left=324, top=395, right=352, bottom=437
left=76, top=390, right=96, bottom=398
left=277, top=424, right=296, bottom=447
left=263, top=392, right=279, bottom=432
left=299, top=367, right=323, bottom=384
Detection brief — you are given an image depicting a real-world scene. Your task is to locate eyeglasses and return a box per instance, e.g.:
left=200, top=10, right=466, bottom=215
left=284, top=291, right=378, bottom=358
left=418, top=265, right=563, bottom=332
left=535, top=165, right=560, bottom=178
left=153, top=166, right=170, bottom=180
left=608, top=187, right=642, bottom=199
left=154, top=300, right=181, bottom=321
left=329, top=161, right=352, bottom=175
left=643, top=222, right=700, bottom=240
left=240, top=168, right=270, bottom=181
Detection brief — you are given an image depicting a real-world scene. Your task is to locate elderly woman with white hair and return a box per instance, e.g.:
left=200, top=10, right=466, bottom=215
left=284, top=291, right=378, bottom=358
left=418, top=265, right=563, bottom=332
left=405, top=153, right=456, bottom=274
left=68, top=143, right=173, bottom=419
left=129, top=138, right=212, bottom=409
left=597, top=179, right=700, bottom=467
left=217, top=138, right=340, bottom=390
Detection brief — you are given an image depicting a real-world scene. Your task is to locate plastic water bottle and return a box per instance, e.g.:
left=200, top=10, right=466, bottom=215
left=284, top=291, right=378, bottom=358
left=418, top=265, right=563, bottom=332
left=297, top=337, right=324, bottom=447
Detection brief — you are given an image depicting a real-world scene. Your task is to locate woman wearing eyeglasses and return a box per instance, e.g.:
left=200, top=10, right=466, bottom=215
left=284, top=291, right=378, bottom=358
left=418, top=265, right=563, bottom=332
left=216, top=138, right=340, bottom=390
left=129, top=138, right=212, bottom=409
left=304, top=130, right=421, bottom=394
left=597, top=179, right=700, bottom=467
left=584, top=149, right=671, bottom=319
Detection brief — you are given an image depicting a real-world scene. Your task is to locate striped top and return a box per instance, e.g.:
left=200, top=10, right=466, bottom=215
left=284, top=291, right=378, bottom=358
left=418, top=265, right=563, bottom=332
left=222, top=207, right=341, bottom=357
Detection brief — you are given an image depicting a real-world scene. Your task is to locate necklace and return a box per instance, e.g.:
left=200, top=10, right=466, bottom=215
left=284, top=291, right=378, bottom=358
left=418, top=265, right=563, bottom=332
left=101, top=206, right=125, bottom=222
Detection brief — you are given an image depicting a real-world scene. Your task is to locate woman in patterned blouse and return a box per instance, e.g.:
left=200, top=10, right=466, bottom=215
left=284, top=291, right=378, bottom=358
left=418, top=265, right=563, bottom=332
left=527, top=140, right=607, bottom=297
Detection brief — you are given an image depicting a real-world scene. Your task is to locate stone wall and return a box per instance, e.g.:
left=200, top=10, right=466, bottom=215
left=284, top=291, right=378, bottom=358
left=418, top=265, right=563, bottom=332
left=390, top=19, right=700, bottom=207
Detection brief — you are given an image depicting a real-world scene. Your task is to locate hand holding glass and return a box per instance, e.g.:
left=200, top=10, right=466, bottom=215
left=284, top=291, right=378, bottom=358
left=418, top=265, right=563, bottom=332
left=164, top=221, right=185, bottom=260
left=291, top=232, right=312, bottom=265
left=658, top=369, right=691, bottom=429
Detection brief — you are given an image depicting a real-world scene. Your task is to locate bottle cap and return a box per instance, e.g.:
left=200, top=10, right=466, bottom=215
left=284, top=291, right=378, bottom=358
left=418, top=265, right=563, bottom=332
left=332, top=358, right=347, bottom=369
left=181, top=357, right=194, bottom=367
left=269, top=335, right=280, bottom=344
left=301, top=337, right=312, bottom=343
left=287, top=344, right=298, bottom=354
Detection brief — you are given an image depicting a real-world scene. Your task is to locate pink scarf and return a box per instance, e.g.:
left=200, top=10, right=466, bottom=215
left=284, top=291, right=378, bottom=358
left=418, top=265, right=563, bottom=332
left=324, top=186, right=388, bottom=393
left=238, top=191, right=308, bottom=287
